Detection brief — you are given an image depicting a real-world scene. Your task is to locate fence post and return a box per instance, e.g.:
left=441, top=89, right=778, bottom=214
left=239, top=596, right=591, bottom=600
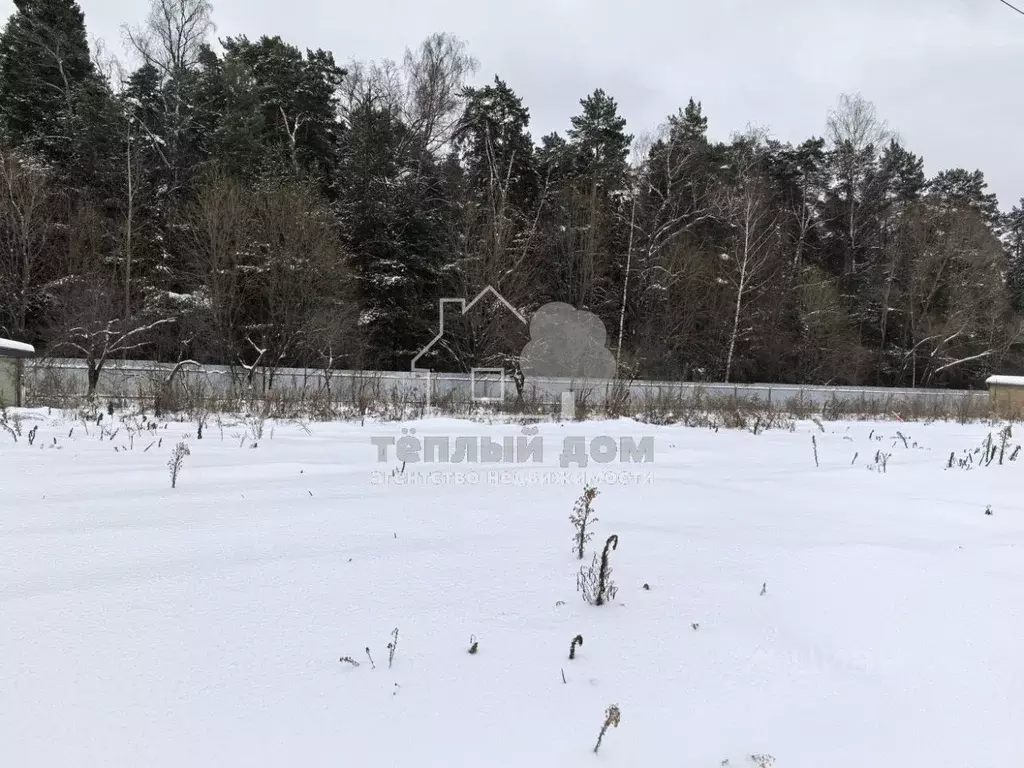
left=561, top=390, right=575, bottom=421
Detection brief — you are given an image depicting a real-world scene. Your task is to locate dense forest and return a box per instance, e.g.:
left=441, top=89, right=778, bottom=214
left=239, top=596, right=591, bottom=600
left=2, top=0, right=1023, bottom=390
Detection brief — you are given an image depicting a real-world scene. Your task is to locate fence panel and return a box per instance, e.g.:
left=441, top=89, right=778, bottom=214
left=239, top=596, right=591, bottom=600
left=21, top=358, right=986, bottom=412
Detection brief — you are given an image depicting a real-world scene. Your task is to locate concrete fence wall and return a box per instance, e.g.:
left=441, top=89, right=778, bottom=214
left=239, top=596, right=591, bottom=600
left=21, top=357, right=987, bottom=411
left=0, top=358, right=21, bottom=408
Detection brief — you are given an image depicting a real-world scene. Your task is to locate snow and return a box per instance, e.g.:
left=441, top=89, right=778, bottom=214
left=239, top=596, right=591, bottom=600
left=2, top=413, right=1023, bottom=767
left=155, top=290, right=212, bottom=310
left=0, top=337, right=34, bottom=357
left=986, top=375, right=1024, bottom=387
left=358, top=309, right=384, bottom=326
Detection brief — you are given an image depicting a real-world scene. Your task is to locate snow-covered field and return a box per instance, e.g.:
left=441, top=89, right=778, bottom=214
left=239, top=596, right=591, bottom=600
left=2, top=410, right=1023, bottom=767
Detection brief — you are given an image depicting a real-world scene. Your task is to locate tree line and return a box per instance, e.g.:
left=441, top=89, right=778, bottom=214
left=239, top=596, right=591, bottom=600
left=2, top=0, right=1023, bottom=393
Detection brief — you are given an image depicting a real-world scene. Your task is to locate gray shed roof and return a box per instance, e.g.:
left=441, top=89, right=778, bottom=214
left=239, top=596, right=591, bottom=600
left=986, top=375, right=1024, bottom=387
left=0, top=338, right=35, bottom=358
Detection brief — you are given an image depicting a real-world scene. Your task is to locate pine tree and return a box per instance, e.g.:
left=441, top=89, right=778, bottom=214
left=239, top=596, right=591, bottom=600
left=567, top=88, right=632, bottom=193
left=536, top=132, right=572, bottom=186
left=673, top=98, right=708, bottom=144
left=455, top=76, right=536, bottom=208
left=336, top=100, right=446, bottom=368
left=879, top=140, right=925, bottom=207
left=555, top=89, right=632, bottom=317
left=0, top=0, right=99, bottom=168
left=0, top=0, right=1020, bottom=387
left=212, top=35, right=345, bottom=189
left=1005, top=199, right=1024, bottom=313
left=927, top=168, right=1001, bottom=229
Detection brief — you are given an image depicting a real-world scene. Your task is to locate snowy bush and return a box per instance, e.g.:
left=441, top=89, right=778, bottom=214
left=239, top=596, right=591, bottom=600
left=593, top=703, right=620, bottom=754
left=387, top=627, right=399, bottom=669
left=0, top=415, right=15, bottom=442
left=568, top=634, right=583, bottom=660
left=577, top=534, right=619, bottom=606
left=570, top=484, right=598, bottom=560
left=168, top=441, right=190, bottom=488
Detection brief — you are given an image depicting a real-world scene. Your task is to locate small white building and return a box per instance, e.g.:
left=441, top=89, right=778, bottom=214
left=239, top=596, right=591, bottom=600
left=985, top=374, right=1024, bottom=417
left=0, top=337, right=34, bottom=408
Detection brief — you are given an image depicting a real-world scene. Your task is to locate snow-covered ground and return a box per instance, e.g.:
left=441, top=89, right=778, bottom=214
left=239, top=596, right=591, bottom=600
left=2, top=410, right=1023, bottom=767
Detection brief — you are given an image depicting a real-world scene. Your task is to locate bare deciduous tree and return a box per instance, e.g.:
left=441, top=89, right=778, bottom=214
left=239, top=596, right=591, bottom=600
left=120, top=0, right=215, bottom=190
left=715, top=148, right=783, bottom=383
left=340, top=32, right=477, bottom=167
left=249, top=183, right=355, bottom=388
left=402, top=33, right=478, bottom=157
left=792, top=266, right=864, bottom=383
left=46, top=205, right=175, bottom=395
left=0, top=150, right=58, bottom=336
left=182, top=168, right=248, bottom=363
left=826, top=93, right=891, bottom=160
left=183, top=172, right=358, bottom=391
left=826, top=93, right=893, bottom=274
left=440, top=176, right=536, bottom=379
left=892, top=204, right=1018, bottom=387
left=123, top=0, right=214, bottom=77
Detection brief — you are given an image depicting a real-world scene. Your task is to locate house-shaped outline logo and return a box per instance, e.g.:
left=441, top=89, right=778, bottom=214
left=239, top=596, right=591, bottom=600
left=411, top=286, right=528, bottom=408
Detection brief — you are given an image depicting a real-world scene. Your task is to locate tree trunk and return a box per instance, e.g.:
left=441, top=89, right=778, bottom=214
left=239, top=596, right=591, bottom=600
left=615, top=192, right=637, bottom=368
left=87, top=361, right=101, bottom=396
left=724, top=270, right=745, bottom=384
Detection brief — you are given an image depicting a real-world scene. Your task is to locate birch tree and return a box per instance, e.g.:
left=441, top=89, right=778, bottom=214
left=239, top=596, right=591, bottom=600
left=716, top=144, right=783, bottom=382
left=123, top=0, right=214, bottom=77
left=826, top=93, right=891, bottom=274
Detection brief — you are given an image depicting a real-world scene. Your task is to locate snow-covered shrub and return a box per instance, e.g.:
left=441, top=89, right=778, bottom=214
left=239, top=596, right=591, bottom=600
left=168, top=441, right=190, bottom=488
left=577, top=535, right=619, bottom=606
left=243, top=411, right=267, bottom=442
left=569, top=634, right=583, bottom=660
left=869, top=450, right=890, bottom=473
left=593, top=703, right=620, bottom=754
left=387, top=627, right=399, bottom=669
left=570, top=485, right=599, bottom=560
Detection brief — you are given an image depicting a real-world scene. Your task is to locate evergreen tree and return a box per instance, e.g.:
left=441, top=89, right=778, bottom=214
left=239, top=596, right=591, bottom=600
left=644, top=99, right=714, bottom=198
left=554, top=88, right=632, bottom=317
left=675, top=98, right=708, bottom=143
left=0, top=0, right=1021, bottom=386
left=455, top=76, right=536, bottom=208
left=566, top=88, right=632, bottom=193
left=213, top=36, right=345, bottom=188
left=879, top=140, right=925, bottom=207
left=536, top=132, right=572, bottom=186
left=0, top=0, right=98, bottom=166
left=1005, top=199, right=1024, bottom=312
left=119, top=64, right=172, bottom=305
left=336, top=99, right=446, bottom=368
left=927, top=168, right=1001, bottom=228
left=0, top=0, right=122, bottom=202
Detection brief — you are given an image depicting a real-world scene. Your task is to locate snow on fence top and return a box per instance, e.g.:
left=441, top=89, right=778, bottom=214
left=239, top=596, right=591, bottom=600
left=985, top=375, right=1024, bottom=387
left=0, top=338, right=34, bottom=358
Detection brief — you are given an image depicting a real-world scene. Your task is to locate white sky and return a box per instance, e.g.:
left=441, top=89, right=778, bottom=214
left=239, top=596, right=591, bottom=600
left=4, top=0, right=1024, bottom=208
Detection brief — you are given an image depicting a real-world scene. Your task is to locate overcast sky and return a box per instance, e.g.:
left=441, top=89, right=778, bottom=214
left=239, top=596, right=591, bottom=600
left=5, top=0, right=1024, bottom=208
